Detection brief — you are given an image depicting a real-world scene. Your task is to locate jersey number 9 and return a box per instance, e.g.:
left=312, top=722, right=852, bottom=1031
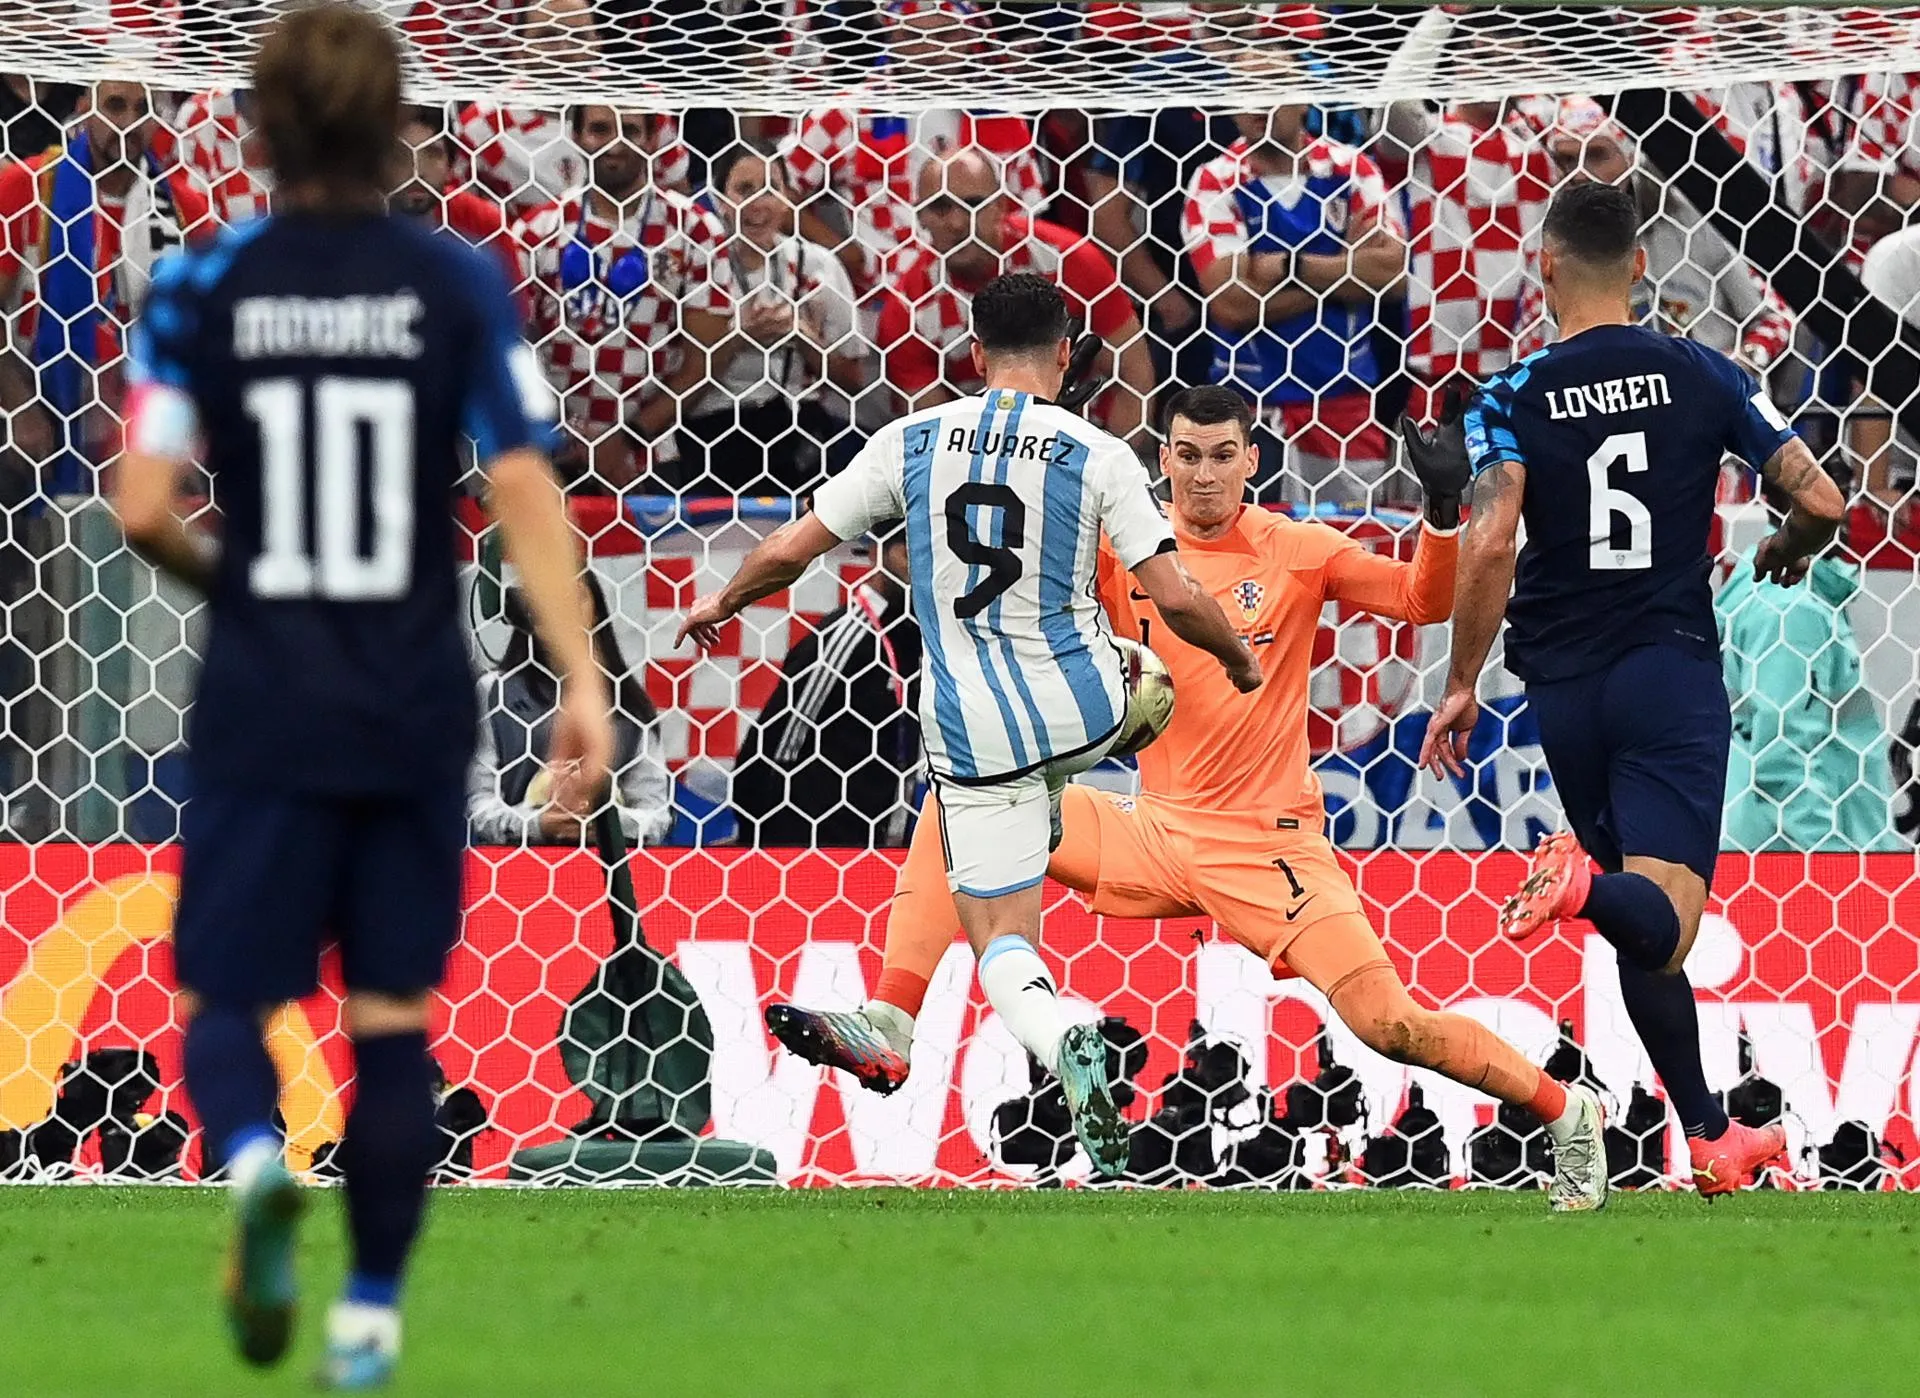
left=945, top=481, right=1025, bottom=619
left=245, top=376, right=416, bottom=601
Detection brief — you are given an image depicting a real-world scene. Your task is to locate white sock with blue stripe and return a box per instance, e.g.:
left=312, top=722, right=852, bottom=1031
left=977, top=935, right=1066, bottom=1075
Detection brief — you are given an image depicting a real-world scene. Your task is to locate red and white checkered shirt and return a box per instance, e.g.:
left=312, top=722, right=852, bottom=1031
left=874, top=212, right=1133, bottom=405
left=1841, top=72, right=1920, bottom=261
left=157, top=89, right=272, bottom=228
left=1182, top=136, right=1397, bottom=276
left=456, top=103, right=691, bottom=219
left=1402, top=112, right=1553, bottom=385
left=780, top=107, right=1047, bottom=289
left=1838, top=73, right=1914, bottom=171
left=512, top=189, right=733, bottom=438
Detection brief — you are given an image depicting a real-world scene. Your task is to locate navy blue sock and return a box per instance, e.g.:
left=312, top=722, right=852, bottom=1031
left=1578, top=872, right=1681, bottom=972
left=1617, top=960, right=1730, bottom=1140
left=341, top=1032, right=438, bottom=1307
left=182, top=1006, right=279, bottom=1170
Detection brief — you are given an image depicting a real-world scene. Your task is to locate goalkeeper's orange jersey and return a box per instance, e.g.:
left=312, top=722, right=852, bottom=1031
left=1096, top=506, right=1458, bottom=824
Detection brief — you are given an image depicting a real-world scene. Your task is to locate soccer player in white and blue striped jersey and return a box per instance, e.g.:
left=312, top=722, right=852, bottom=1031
left=679, top=273, right=1258, bottom=1174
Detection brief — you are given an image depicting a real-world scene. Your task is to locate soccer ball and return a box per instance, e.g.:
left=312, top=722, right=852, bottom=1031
left=1109, top=636, right=1175, bottom=758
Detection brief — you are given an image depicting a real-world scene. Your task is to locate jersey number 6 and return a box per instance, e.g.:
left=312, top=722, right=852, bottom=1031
left=945, top=481, right=1025, bottom=619
left=1586, top=430, right=1652, bottom=571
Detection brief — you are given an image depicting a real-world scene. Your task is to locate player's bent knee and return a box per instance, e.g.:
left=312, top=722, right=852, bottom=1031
left=1328, top=964, right=1434, bottom=1066
left=1359, top=1010, right=1420, bottom=1064
left=346, top=991, right=432, bottom=1039
left=1621, top=855, right=1708, bottom=972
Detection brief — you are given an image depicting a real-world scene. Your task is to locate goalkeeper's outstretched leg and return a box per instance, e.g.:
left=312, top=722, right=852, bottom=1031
left=770, top=787, right=1606, bottom=1208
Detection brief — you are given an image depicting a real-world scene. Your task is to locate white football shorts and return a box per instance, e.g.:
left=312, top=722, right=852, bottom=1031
left=932, top=732, right=1123, bottom=898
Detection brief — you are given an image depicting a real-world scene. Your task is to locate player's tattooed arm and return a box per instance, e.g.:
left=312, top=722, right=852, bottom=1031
left=1754, top=437, right=1847, bottom=586
left=1419, top=459, right=1524, bottom=779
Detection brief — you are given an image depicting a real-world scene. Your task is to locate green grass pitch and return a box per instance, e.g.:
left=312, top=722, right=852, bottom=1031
left=2, top=1187, right=1916, bottom=1397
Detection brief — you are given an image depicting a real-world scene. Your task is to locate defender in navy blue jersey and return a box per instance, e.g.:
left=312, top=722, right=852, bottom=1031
left=112, top=6, right=610, bottom=1387
left=1420, top=180, right=1844, bottom=1199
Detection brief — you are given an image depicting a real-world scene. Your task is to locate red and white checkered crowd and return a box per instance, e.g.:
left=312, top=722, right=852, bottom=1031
left=5, top=3, right=1920, bottom=519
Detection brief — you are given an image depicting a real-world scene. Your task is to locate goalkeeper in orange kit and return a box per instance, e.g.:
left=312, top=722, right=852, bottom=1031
left=770, top=384, right=1609, bottom=1211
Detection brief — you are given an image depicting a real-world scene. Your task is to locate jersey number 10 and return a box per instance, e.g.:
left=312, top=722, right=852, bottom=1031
left=1586, top=430, right=1652, bottom=571
left=244, top=377, right=416, bottom=601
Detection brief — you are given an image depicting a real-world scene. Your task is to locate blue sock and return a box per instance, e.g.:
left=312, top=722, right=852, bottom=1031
left=1617, top=959, right=1730, bottom=1141
left=1578, top=872, right=1681, bottom=972
left=182, top=1006, right=279, bottom=1171
left=341, top=1032, right=438, bottom=1308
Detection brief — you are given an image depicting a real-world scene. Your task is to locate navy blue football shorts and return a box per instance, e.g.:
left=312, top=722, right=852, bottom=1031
left=1524, top=644, right=1731, bottom=885
left=173, top=781, right=467, bottom=1008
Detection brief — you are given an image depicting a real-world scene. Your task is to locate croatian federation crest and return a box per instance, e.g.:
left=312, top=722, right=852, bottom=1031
left=1232, top=579, right=1265, bottom=624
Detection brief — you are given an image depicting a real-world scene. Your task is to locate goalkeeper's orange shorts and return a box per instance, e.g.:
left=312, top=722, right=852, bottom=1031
left=1057, top=786, right=1367, bottom=974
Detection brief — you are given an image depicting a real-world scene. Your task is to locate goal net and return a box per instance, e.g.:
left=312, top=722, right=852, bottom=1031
left=0, top=2, right=1916, bottom=1192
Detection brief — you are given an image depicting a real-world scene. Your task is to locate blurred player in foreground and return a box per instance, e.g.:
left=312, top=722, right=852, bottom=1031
left=769, top=383, right=1611, bottom=1210
left=113, top=4, right=609, bottom=1387
left=1424, top=179, right=1845, bottom=1196
left=679, top=274, right=1258, bottom=1175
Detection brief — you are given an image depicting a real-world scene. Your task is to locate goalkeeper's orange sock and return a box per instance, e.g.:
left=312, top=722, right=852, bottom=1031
left=871, top=797, right=966, bottom=1024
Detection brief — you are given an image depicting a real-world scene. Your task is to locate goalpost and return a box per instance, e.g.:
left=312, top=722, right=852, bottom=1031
left=0, top=2, right=1915, bottom=1191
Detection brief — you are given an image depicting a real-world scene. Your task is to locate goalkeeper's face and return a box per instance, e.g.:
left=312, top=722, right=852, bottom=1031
left=1161, top=415, right=1256, bottom=534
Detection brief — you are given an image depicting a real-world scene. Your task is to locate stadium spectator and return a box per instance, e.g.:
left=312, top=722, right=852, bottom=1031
left=672, top=143, right=865, bottom=497
left=391, top=106, right=514, bottom=278
left=155, top=88, right=272, bottom=229
left=0, top=81, right=212, bottom=494
left=1718, top=464, right=1901, bottom=852
left=780, top=0, right=1049, bottom=292
left=1079, top=105, right=1228, bottom=386
left=512, top=104, right=735, bottom=492
left=875, top=147, right=1153, bottom=442
left=470, top=572, right=673, bottom=847
left=455, top=0, right=691, bottom=219
left=1847, top=222, right=1920, bottom=520
left=732, top=532, right=921, bottom=847
left=1540, top=98, right=1793, bottom=377
left=1380, top=9, right=1553, bottom=411
left=1828, top=73, right=1920, bottom=261
left=1077, top=6, right=1240, bottom=387
left=1184, top=86, right=1406, bottom=506
left=0, top=75, right=80, bottom=160
left=1662, top=10, right=1825, bottom=215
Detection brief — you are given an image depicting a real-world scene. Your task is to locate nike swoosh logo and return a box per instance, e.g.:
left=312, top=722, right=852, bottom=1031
left=1285, top=896, right=1317, bottom=922
left=1129, top=588, right=1151, bottom=601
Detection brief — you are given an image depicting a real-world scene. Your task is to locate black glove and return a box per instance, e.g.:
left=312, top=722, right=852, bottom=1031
left=1055, top=333, right=1106, bottom=412
left=1398, top=386, right=1471, bottom=530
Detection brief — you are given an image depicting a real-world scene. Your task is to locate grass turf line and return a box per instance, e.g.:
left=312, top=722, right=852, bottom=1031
left=1, top=1187, right=1915, bottom=1397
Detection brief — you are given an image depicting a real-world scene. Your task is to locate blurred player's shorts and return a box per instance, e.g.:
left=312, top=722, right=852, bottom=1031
left=173, top=781, right=466, bottom=1006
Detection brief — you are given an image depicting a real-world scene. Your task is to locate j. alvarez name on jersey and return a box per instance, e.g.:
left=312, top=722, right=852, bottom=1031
left=937, top=423, right=1080, bottom=466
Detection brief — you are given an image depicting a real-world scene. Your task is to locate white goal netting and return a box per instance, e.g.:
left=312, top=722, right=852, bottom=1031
left=1, top=2, right=1917, bottom=1192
